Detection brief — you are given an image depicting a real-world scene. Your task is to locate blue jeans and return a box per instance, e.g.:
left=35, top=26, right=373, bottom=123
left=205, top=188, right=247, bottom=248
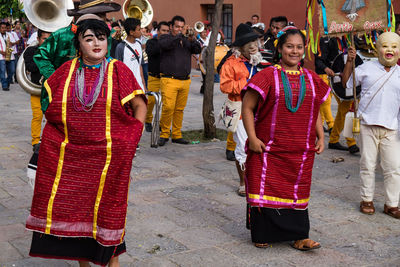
left=6, top=59, right=16, bottom=85
left=0, top=60, right=7, bottom=89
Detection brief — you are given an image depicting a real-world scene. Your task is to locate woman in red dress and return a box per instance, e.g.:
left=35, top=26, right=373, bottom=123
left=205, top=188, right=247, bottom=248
left=26, top=19, right=147, bottom=266
left=242, top=27, right=329, bottom=250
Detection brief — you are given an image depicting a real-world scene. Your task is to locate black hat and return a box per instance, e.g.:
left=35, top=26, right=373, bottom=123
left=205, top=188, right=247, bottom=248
left=67, top=0, right=121, bottom=16
left=232, top=23, right=260, bottom=47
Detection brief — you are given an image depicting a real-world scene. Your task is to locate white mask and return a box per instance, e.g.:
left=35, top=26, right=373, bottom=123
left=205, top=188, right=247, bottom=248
left=376, top=32, right=400, bottom=67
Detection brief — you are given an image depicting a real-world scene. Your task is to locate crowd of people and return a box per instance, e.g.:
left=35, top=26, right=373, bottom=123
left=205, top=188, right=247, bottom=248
left=1, top=0, right=400, bottom=266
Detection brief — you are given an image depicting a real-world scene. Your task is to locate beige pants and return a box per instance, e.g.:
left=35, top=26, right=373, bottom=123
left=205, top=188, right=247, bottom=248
left=360, top=124, right=400, bottom=207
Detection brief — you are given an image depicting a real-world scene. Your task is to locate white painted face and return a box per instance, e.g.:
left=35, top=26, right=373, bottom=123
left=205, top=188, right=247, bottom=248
left=376, top=32, right=400, bottom=67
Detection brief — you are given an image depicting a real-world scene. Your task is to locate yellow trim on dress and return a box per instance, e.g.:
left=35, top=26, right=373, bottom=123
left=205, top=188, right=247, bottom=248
left=92, top=59, right=117, bottom=239
left=248, top=193, right=309, bottom=204
left=45, top=58, right=78, bottom=234
left=121, top=90, right=145, bottom=106
left=43, top=80, right=52, bottom=103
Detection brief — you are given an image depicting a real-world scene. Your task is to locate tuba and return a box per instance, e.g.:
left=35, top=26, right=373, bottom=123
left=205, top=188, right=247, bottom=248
left=123, top=0, right=153, bottom=28
left=16, top=0, right=74, bottom=95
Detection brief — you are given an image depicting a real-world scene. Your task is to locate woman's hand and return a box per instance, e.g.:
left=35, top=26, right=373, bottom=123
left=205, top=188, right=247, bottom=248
left=248, top=137, right=266, bottom=153
left=315, top=138, right=324, bottom=154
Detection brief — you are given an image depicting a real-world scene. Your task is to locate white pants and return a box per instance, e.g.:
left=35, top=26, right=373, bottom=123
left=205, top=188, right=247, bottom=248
left=233, top=120, right=247, bottom=166
left=360, top=124, right=400, bottom=207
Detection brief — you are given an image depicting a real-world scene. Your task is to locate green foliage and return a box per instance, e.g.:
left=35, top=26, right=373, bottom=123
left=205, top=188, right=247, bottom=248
left=0, top=0, right=26, bottom=20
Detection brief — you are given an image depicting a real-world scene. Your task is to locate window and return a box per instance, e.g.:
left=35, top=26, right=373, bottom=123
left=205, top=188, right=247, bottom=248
left=205, top=4, right=233, bottom=45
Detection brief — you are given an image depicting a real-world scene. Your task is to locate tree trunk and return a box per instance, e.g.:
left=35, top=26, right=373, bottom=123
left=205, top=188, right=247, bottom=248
left=202, top=0, right=224, bottom=139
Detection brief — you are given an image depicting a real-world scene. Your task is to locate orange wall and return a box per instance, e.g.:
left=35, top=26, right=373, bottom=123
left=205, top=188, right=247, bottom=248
left=260, top=0, right=307, bottom=29
left=112, top=0, right=261, bottom=32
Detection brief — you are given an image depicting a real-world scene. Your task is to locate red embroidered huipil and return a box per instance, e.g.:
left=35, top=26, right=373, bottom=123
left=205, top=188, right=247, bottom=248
left=26, top=58, right=146, bottom=246
left=242, top=66, right=330, bottom=210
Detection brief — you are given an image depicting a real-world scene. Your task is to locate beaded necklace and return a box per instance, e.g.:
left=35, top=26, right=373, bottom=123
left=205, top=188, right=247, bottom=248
left=72, top=58, right=108, bottom=112
left=280, top=66, right=306, bottom=113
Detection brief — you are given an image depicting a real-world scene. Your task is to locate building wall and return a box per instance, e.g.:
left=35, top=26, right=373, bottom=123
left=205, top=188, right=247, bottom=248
left=260, top=0, right=307, bottom=28
left=112, top=0, right=262, bottom=32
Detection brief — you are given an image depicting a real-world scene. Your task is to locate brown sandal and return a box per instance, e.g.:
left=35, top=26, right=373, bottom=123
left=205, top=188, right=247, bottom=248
left=384, top=204, right=400, bottom=219
left=254, top=243, right=269, bottom=248
left=360, top=201, right=375, bottom=215
left=292, top=239, right=321, bottom=251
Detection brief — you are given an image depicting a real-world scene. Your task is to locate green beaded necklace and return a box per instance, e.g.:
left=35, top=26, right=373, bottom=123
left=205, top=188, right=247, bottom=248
left=280, top=68, right=307, bottom=113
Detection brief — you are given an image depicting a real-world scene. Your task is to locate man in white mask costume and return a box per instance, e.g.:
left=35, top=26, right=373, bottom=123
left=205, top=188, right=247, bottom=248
left=342, top=32, right=400, bottom=219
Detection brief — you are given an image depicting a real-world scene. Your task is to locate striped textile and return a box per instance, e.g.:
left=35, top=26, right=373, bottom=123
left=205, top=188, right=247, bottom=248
left=26, top=58, right=145, bottom=246
left=242, top=66, right=330, bottom=210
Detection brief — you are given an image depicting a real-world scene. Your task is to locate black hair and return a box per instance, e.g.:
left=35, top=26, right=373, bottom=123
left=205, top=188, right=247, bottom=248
left=14, top=20, right=20, bottom=26
left=111, top=22, right=120, bottom=28
left=157, top=21, right=169, bottom=30
left=245, top=21, right=252, bottom=27
left=252, top=14, right=260, bottom=19
left=171, top=15, right=185, bottom=26
left=272, top=28, right=306, bottom=64
left=152, top=21, right=158, bottom=28
left=124, top=18, right=141, bottom=36
left=74, top=19, right=110, bottom=52
left=0, top=22, right=6, bottom=27
left=269, top=16, right=288, bottom=27
left=38, top=29, right=51, bottom=38
left=5, top=22, right=10, bottom=27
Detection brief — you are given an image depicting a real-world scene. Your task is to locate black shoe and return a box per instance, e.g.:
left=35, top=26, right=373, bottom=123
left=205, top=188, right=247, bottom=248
left=172, top=138, right=189, bottom=144
left=145, top=122, right=153, bottom=133
left=328, top=142, right=348, bottom=151
left=158, top=138, right=169, bottom=146
left=348, top=145, right=360, bottom=154
left=2, top=87, right=9, bottom=91
left=32, top=143, right=40, bottom=154
left=226, top=149, right=235, bottom=161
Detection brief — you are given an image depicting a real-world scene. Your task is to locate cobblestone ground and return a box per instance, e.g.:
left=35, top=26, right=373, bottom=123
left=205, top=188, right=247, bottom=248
left=0, top=70, right=399, bottom=267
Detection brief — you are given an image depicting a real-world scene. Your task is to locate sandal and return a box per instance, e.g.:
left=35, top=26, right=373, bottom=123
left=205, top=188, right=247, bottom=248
left=360, top=201, right=375, bottom=215
left=237, top=185, right=246, bottom=197
left=254, top=243, right=269, bottom=248
left=292, top=239, right=321, bottom=251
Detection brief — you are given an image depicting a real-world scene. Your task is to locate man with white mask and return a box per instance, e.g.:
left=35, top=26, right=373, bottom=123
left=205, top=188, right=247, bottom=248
left=342, top=32, right=400, bottom=219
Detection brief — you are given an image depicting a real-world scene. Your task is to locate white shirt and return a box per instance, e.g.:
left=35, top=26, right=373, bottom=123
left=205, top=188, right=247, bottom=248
left=204, top=31, right=221, bottom=46
left=123, top=40, right=144, bottom=90
left=347, top=60, right=400, bottom=130
left=9, top=31, right=19, bottom=55
left=0, top=32, right=17, bottom=60
left=27, top=31, right=38, bottom=46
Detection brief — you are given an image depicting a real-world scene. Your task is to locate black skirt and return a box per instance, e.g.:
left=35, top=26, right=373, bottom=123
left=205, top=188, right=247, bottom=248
left=247, top=205, right=310, bottom=244
left=29, top=232, right=126, bottom=266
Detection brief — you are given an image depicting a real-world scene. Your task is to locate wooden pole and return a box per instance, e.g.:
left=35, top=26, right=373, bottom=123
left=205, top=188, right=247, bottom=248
left=350, top=32, right=360, bottom=134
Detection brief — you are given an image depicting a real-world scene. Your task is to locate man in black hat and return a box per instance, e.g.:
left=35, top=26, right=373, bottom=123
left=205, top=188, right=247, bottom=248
left=33, top=0, right=121, bottom=111
left=219, top=23, right=262, bottom=196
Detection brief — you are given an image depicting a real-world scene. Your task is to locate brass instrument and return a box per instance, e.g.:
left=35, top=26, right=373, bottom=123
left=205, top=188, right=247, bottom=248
left=16, top=0, right=74, bottom=95
left=4, top=37, right=13, bottom=62
left=194, top=21, right=205, bottom=33
left=122, top=0, right=153, bottom=28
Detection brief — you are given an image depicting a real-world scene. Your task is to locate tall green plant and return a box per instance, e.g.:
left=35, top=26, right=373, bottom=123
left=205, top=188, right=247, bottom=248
left=0, top=0, right=25, bottom=20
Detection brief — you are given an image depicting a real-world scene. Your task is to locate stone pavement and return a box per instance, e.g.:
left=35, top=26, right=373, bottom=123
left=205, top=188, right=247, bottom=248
left=0, top=70, right=399, bottom=267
